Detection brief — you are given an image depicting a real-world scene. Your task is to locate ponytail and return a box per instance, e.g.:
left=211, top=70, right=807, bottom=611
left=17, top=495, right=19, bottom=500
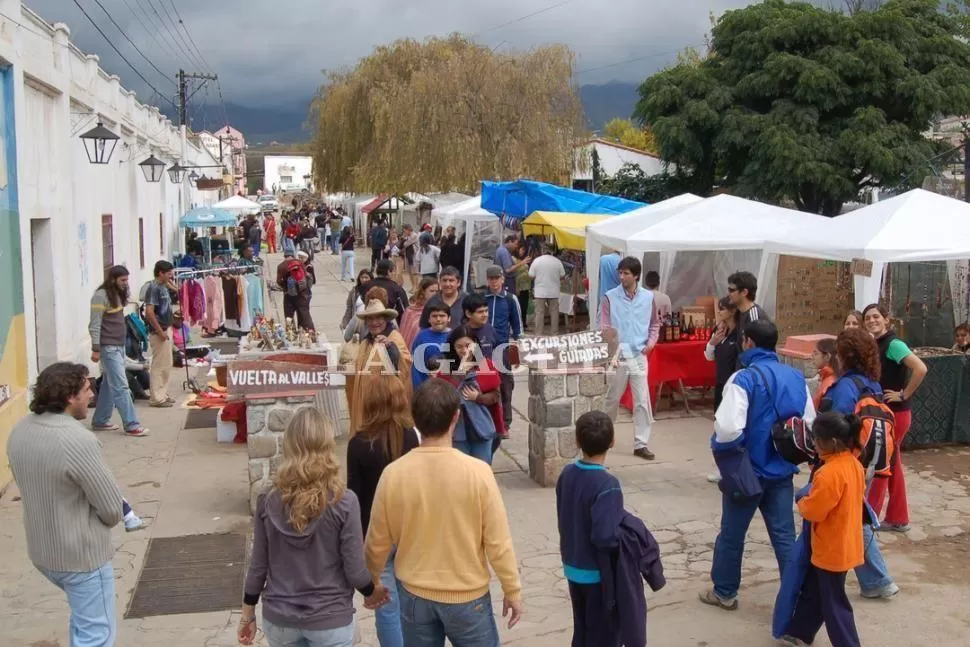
left=843, top=414, right=864, bottom=452
left=812, top=411, right=863, bottom=452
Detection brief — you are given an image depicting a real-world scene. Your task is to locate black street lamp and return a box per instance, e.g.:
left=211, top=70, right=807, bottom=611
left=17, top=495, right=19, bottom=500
left=188, top=170, right=200, bottom=183
left=167, top=162, right=187, bottom=184
left=138, top=155, right=166, bottom=183
left=79, top=121, right=119, bottom=165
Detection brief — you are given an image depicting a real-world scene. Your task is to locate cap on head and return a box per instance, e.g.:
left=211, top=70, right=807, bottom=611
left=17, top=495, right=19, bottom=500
left=485, top=265, right=504, bottom=279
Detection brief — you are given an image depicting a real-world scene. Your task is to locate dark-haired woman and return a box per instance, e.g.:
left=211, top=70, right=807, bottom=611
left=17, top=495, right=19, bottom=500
left=820, top=328, right=898, bottom=600
left=704, top=296, right=740, bottom=410
left=862, top=304, right=928, bottom=532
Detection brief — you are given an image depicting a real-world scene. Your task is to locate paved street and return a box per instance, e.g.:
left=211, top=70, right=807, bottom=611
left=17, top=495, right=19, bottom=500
left=1, top=248, right=969, bottom=646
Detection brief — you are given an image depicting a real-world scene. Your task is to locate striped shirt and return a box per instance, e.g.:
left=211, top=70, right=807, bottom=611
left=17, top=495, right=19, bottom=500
left=7, top=413, right=124, bottom=571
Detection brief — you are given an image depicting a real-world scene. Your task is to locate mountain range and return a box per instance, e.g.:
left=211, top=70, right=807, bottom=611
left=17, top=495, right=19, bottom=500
left=180, top=81, right=640, bottom=145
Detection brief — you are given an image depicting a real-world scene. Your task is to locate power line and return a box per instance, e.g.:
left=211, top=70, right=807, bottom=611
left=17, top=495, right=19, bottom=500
left=86, top=0, right=174, bottom=86
left=69, top=0, right=177, bottom=108
left=139, top=0, right=192, bottom=67
left=118, top=0, right=185, bottom=65
left=577, top=42, right=707, bottom=75
left=148, top=0, right=209, bottom=73
left=216, top=80, right=230, bottom=129
left=471, top=0, right=576, bottom=38
left=167, top=0, right=215, bottom=75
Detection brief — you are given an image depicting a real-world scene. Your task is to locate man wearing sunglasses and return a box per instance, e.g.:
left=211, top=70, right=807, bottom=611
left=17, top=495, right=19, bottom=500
left=726, top=271, right=770, bottom=369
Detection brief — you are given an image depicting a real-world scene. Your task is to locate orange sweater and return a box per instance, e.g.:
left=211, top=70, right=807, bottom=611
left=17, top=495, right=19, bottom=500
left=813, top=366, right=836, bottom=411
left=798, top=451, right=864, bottom=572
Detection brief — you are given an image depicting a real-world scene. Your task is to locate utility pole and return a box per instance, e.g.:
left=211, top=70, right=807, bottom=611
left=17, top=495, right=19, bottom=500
left=176, top=69, right=219, bottom=216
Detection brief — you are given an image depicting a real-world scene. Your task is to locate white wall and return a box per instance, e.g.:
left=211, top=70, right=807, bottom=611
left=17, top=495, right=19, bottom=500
left=264, top=155, right=312, bottom=192
left=573, top=140, right=667, bottom=181
left=0, top=2, right=222, bottom=379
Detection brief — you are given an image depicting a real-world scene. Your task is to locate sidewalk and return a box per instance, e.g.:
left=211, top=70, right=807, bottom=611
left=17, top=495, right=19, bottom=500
left=1, top=247, right=969, bottom=646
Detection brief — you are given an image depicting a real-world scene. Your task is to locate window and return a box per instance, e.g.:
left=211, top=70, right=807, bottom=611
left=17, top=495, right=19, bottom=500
left=138, top=218, right=145, bottom=268
left=159, top=212, right=164, bottom=255
left=280, top=175, right=292, bottom=183
left=101, top=214, right=114, bottom=271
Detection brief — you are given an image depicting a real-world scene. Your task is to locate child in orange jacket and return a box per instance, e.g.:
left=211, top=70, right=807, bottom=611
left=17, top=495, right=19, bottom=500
left=781, top=412, right=865, bottom=647
left=811, top=337, right=838, bottom=412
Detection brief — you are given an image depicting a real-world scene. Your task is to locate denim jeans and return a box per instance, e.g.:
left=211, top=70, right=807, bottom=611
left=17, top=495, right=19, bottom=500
left=92, top=345, right=141, bottom=432
left=283, top=237, right=296, bottom=256
left=399, top=587, right=499, bottom=647
left=453, top=438, right=493, bottom=465
left=341, top=250, right=355, bottom=281
left=332, top=234, right=341, bottom=254
left=854, top=524, right=893, bottom=592
left=263, top=617, right=354, bottom=647
left=376, top=551, right=403, bottom=647
left=711, top=475, right=795, bottom=600
left=39, top=561, right=116, bottom=647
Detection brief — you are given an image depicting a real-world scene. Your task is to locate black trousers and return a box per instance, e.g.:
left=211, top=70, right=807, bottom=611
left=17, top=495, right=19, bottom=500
left=568, top=581, right=620, bottom=647
left=786, top=566, right=860, bottom=647
left=517, top=290, right=530, bottom=329
left=283, top=294, right=315, bottom=331
left=371, top=247, right=382, bottom=270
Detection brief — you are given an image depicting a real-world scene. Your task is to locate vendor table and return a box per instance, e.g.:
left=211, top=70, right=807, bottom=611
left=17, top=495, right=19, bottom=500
left=905, top=353, right=970, bottom=447
left=619, top=340, right=715, bottom=413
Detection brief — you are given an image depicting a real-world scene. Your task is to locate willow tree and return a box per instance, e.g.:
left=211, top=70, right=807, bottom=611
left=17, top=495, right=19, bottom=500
left=311, top=35, right=586, bottom=193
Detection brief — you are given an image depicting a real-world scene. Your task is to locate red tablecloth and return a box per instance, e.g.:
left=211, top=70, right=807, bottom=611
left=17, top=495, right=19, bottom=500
left=620, top=340, right=715, bottom=410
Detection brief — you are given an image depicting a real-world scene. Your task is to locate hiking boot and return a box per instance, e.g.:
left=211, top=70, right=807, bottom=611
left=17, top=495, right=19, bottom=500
left=91, top=423, right=120, bottom=432
left=634, top=447, right=655, bottom=461
left=861, top=582, right=899, bottom=599
left=698, top=589, right=737, bottom=611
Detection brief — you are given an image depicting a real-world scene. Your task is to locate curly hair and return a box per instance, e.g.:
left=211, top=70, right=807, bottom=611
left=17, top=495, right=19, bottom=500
left=273, top=407, right=344, bottom=533
left=836, top=328, right=881, bottom=381
left=30, top=362, right=89, bottom=414
left=363, top=286, right=389, bottom=307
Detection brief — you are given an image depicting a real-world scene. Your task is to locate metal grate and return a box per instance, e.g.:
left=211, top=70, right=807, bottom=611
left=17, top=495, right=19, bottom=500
left=125, top=533, right=246, bottom=619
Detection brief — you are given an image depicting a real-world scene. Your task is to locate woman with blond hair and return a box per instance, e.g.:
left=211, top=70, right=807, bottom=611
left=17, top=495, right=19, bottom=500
left=347, top=376, right=420, bottom=647
left=238, top=408, right=386, bottom=647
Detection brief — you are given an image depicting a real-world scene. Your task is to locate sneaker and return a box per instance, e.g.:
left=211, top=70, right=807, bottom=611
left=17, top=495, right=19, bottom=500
left=125, top=427, right=150, bottom=437
left=706, top=472, right=722, bottom=483
left=777, top=637, right=809, bottom=646
left=124, top=514, right=146, bottom=532
left=165, top=397, right=176, bottom=404
left=698, top=589, right=738, bottom=611
left=861, top=582, right=899, bottom=599
left=633, top=447, right=656, bottom=461
left=91, top=423, right=120, bottom=432
left=149, top=401, right=174, bottom=408
left=877, top=523, right=910, bottom=533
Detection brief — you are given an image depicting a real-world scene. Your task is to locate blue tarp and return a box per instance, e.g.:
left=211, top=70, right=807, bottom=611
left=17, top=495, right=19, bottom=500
left=180, top=207, right=237, bottom=228
left=480, top=180, right=645, bottom=223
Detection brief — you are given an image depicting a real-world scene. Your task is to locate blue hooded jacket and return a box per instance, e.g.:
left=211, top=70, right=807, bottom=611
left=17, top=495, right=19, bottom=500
left=711, top=347, right=810, bottom=481
left=820, top=371, right=883, bottom=415
left=484, top=289, right=522, bottom=345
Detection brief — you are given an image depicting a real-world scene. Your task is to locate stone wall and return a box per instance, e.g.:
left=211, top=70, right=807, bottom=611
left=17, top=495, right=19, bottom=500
left=245, top=395, right=317, bottom=513
left=527, top=370, right=608, bottom=486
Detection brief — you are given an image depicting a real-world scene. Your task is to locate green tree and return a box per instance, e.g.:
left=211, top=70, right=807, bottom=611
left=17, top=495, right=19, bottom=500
left=597, top=163, right=693, bottom=204
left=602, top=118, right=658, bottom=154
left=635, top=0, right=970, bottom=215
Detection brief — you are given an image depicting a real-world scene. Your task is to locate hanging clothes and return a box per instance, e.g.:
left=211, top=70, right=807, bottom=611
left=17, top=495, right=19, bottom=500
left=203, top=275, right=225, bottom=331
left=238, top=276, right=253, bottom=330
left=222, top=276, right=240, bottom=323
left=246, top=275, right=265, bottom=320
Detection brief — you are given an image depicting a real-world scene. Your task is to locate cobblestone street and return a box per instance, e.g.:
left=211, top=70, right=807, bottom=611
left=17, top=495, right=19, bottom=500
left=2, top=249, right=968, bottom=646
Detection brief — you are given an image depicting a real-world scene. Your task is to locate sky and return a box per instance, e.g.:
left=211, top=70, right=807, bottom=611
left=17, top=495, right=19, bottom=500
left=23, top=0, right=758, bottom=108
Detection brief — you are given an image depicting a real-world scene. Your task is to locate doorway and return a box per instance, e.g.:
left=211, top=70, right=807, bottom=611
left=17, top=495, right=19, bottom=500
left=30, top=218, right=57, bottom=371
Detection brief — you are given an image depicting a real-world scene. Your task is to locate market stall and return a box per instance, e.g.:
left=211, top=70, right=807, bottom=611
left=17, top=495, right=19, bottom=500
left=522, top=211, right=609, bottom=251
left=433, top=197, right=504, bottom=289
left=481, top=178, right=644, bottom=226
left=906, top=349, right=970, bottom=447
left=179, top=207, right=238, bottom=263
left=619, top=339, right=716, bottom=412
left=213, top=195, right=262, bottom=217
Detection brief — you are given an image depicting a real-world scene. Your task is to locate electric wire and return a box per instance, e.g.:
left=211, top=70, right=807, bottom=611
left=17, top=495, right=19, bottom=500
left=577, top=41, right=707, bottom=75
left=471, top=0, right=575, bottom=38
left=167, top=0, right=215, bottom=75
left=141, top=0, right=194, bottom=69
left=86, top=0, right=174, bottom=86
left=69, top=0, right=178, bottom=108
left=147, top=0, right=209, bottom=73
left=119, top=0, right=185, bottom=65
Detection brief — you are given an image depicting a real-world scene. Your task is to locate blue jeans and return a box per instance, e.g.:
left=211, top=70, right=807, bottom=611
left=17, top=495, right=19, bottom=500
left=263, top=618, right=354, bottom=647
left=39, top=562, right=116, bottom=647
left=711, top=475, right=795, bottom=600
left=399, top=587, right=499, bottom=647
left=855, top=524, right=893, bottom=592
left=341, top=250, right=355, bottom=281
left=453, top=438, right=493, bottom=465
left=376, top=551, right=403, bottom=647
left=283, top=237, right=296, bottom=256
left=92, top=345, right=140, bottom=432
left=332, top=234, right=341, bottom=254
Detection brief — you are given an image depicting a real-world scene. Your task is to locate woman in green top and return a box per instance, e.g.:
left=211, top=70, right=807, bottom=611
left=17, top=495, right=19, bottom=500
left=862, top=303, right=928, bottom=532
left=514, top=246, right=531, bottom=331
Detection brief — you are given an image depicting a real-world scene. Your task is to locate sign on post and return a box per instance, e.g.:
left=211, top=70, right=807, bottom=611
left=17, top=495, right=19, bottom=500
left=227, top=360, right=346, bottom=396
left=850, top=258, right=873, bottom=277
left=518, top=329, right=618, bottom=371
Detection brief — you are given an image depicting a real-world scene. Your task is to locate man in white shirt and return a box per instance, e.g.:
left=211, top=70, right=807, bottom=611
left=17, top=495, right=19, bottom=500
left=528, top=245, right=565, bottom=336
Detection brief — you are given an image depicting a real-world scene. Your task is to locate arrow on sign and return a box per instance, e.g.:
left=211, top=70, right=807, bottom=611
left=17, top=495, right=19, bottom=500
left=523, top=353, right=554, bottom=362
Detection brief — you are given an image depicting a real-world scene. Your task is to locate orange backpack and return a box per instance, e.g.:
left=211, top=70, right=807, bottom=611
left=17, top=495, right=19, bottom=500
left=848, top=377, right=895, bottom=481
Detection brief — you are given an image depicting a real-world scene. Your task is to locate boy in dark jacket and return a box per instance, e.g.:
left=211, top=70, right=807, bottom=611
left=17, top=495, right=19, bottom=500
left=556, top=411, right=625, bottom=647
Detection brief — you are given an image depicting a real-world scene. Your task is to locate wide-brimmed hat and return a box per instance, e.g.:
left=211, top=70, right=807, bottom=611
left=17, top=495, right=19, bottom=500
left=356, top=299, right=398, bottom=320
left=296, top=250, right=309, bottom=261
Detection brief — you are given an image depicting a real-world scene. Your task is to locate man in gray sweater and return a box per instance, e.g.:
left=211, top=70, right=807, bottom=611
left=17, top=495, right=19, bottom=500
left=89, top=265, right=149, bottom=438
left=7, top=362, right=125, bottom=647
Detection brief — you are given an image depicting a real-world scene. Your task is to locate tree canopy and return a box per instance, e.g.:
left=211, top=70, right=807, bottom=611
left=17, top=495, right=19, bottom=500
left=601, top=118, right=658, bottom=154
left=311, top=35, right=585, bottom=193
left=635, top=0, right=970, bottom=215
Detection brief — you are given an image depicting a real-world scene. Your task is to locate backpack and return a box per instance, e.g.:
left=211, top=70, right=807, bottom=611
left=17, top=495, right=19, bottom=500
left=285, top=260, right=308, bottom=296
left=749, top=366, right=816, bottom=465
left=847, top=377, right=895, bottom=481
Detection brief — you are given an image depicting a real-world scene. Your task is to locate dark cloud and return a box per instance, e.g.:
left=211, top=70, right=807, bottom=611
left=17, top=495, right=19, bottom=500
left=24, top=0, right=754, bottom=106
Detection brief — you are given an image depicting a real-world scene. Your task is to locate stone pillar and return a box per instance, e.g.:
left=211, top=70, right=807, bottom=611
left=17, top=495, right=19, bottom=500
left=527, top=369, right=608, bottom=486
left=246, top=395, right=316, bottom=513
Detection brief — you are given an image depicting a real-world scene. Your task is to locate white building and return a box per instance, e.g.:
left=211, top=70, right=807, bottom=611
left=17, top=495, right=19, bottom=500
left=264, top=155, right=313, bottom=193
left=0, top=1, right=222, bottom=486
left=572, top=138, right=668, bottom=191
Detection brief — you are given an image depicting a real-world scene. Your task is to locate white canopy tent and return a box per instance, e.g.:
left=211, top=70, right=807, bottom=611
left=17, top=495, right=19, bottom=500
left=762, top=189, right=970, bottom=322
left=213, top=195, right=261, bottom=216
left=585, top=194, right=704, bottom=321
left=433, top=197, right=504, bottom=288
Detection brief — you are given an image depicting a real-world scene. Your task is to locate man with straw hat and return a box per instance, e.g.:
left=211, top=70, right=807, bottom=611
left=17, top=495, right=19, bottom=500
left=344, top=298, right=413, bottom=433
